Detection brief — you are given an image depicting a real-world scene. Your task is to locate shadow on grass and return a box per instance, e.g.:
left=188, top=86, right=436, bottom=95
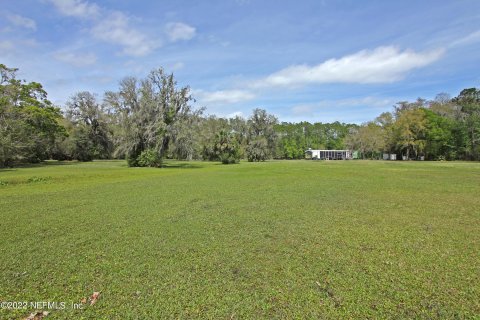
left=0, top=160, right=77, bottom=171
left=212, top=162, right=241, bottom=165
left=161, top=162, right=203, bottom=169
left=42, top=161, right=78, bottom=166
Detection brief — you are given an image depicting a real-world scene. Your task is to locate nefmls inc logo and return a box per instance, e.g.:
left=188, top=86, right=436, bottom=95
left=29, top=301, right=66, bottom=310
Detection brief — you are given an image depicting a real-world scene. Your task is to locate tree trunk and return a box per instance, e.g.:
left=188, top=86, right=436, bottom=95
left=158, top=135, right=170, bottom=160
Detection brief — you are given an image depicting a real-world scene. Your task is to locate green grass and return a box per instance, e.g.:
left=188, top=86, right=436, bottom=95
left=0, top=160, right=479, bottom=319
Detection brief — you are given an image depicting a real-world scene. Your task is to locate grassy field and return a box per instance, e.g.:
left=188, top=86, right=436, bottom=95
left=0, top=160, right=479, bottom=319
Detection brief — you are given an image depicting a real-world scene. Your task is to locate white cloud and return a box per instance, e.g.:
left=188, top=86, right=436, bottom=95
left=53, top=51, right=97, bottom=67
left=19, top=39, right=40, bottom=47
left=289, top=96, right=395, bottom=121
left=7, top=14, right=37, bottom=30
left=47, top=1, right=195, bottom=57
left=48, top=0, right=99, bottom=19
left=165, top=22, right=196, bottom=41
left=0, top=40, right=14, bottom=52
left=334, top=96, right=395, bottom=109
left=0, top=40, right=14, bottom=50
left=291, top=104, right=315, bottom=116
left=287, top=97, right=396, bottom=123
left=292, top=97, right=394, bottom=113
left=450, top=30, right=480, bottom=47
left=170, top=62, right=185, bottom=71
left=227, top=111, right=245, bottom=118
left=253, top=46, right=444, bottom=88
left=196, top=89, right=255, bottom=105
left=91, top=11, right=158, bottom=56
left=0, top=39, right=39, bottom=57
left=48, top=0, right=157, bottom=56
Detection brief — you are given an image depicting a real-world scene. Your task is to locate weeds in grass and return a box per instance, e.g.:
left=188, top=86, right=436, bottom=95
left=26, top=176, right=51, bottom=183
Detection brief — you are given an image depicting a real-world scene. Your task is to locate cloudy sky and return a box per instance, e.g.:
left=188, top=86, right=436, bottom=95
left=1, top=0, right=480, bottom=123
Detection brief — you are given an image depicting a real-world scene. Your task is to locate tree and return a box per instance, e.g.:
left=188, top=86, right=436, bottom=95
left=199, top=116, right=230, bottom=161
left=392, top=107, right=427, bottom=159
left=105, top=68, right=195, bottom=167
left=65, top=91, right=112, bottom=160
left=429, top=93, right=459, bottom=119
left=229, top=115, right=248, bottom=156
left=68, top=125, right=95, bottom=161
left=213, top=130, right=241, bottom=164
left=246, top=138, right=269, bottom=162
left=423, top=108, right=455, bottom=160
left=345, top=122, right=385, bottom=159
left=0, top=64, right=65, bottom=167
left=374, top=112, right=395, bottom=154
left=246, top=108, right=277, bottom=161
left=453, top=88, right=480, bottom=160
left=275, top=122, right=308, bottom=159
left=169, top=107, right=204, bottom=160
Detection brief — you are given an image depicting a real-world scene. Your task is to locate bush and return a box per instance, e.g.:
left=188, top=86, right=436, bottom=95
left=246, top=138, right=269, bottom=162
left=219, top=152, right=240, bottom=164
left=69, top=126, right=94, bottom=161
left=127, top=154, right=139, bottom=167
left=137, top=149, right=162, bottom=167
left=213, top=131, right=241, bottom=164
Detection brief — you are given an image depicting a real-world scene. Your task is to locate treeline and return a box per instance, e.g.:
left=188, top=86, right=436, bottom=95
left=345, top=92, right=480, bottom=160
left=1, top=63, right=479, bottom=167
left=0, top=64, right=355, bottom=167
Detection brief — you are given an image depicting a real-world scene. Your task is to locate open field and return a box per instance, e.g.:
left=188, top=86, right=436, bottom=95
left=0, top=160, right=479, bottom=319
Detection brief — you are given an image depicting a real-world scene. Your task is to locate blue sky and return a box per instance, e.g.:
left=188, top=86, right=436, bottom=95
left=1, top=0, right=480, bottom=123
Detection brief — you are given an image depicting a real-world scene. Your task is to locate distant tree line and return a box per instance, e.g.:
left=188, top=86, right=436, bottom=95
left=1, top=63, right=479, bottom=167
left=345, top=92, right=480, bottom=161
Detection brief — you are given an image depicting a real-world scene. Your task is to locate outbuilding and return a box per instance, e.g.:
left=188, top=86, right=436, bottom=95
left=306, top=149, right=352, bottom=160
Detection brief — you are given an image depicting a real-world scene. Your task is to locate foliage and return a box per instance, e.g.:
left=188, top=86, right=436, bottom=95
left=423, top=108, right=455, bottom=160
left=344, top=90, right=480, bottom=161
left=275, top=121, right=358, bottom=159
left=212, top=130, right=241, bottom=164
left=65, top=91, right=113, bottom=160
left=105, top=68, right=195, bottom=167
left=137, top=148, right=162, bottom=167
left=169, top=107, right=204, bottom=161
left=246, top=108, right=277, bottom=161
left=392, top=106, right=427, bottom=159
left=2, top=63, right=480, bottom=165
left=27, top=176, right=51, bottom=183
left=345, top=122, right=385, bottom=159
left=199, top=116, right=230, bottom=161
left=246, top=137, right=269, bottom=162
left=453, top=88, right=480, bottom=160
left=0, top=64, right=66, bottom=167
left=69, top=125, right=95, bottom=162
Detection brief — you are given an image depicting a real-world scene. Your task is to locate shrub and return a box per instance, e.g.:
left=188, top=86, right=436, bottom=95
left=246, top=138, right=269, bottom=162
left=137, top=149, right=162, bottom=167
left=213, top=131, right=241, bottom=164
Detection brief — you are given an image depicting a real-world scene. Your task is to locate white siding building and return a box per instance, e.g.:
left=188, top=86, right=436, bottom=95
left=306, top=149, right=352, bottom=160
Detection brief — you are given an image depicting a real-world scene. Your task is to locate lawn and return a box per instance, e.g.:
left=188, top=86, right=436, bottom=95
left=0, top=160, right=479, bottom=319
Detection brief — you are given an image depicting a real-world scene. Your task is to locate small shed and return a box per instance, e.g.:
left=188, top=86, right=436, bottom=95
left=383, top=153, right=397, bottom=160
